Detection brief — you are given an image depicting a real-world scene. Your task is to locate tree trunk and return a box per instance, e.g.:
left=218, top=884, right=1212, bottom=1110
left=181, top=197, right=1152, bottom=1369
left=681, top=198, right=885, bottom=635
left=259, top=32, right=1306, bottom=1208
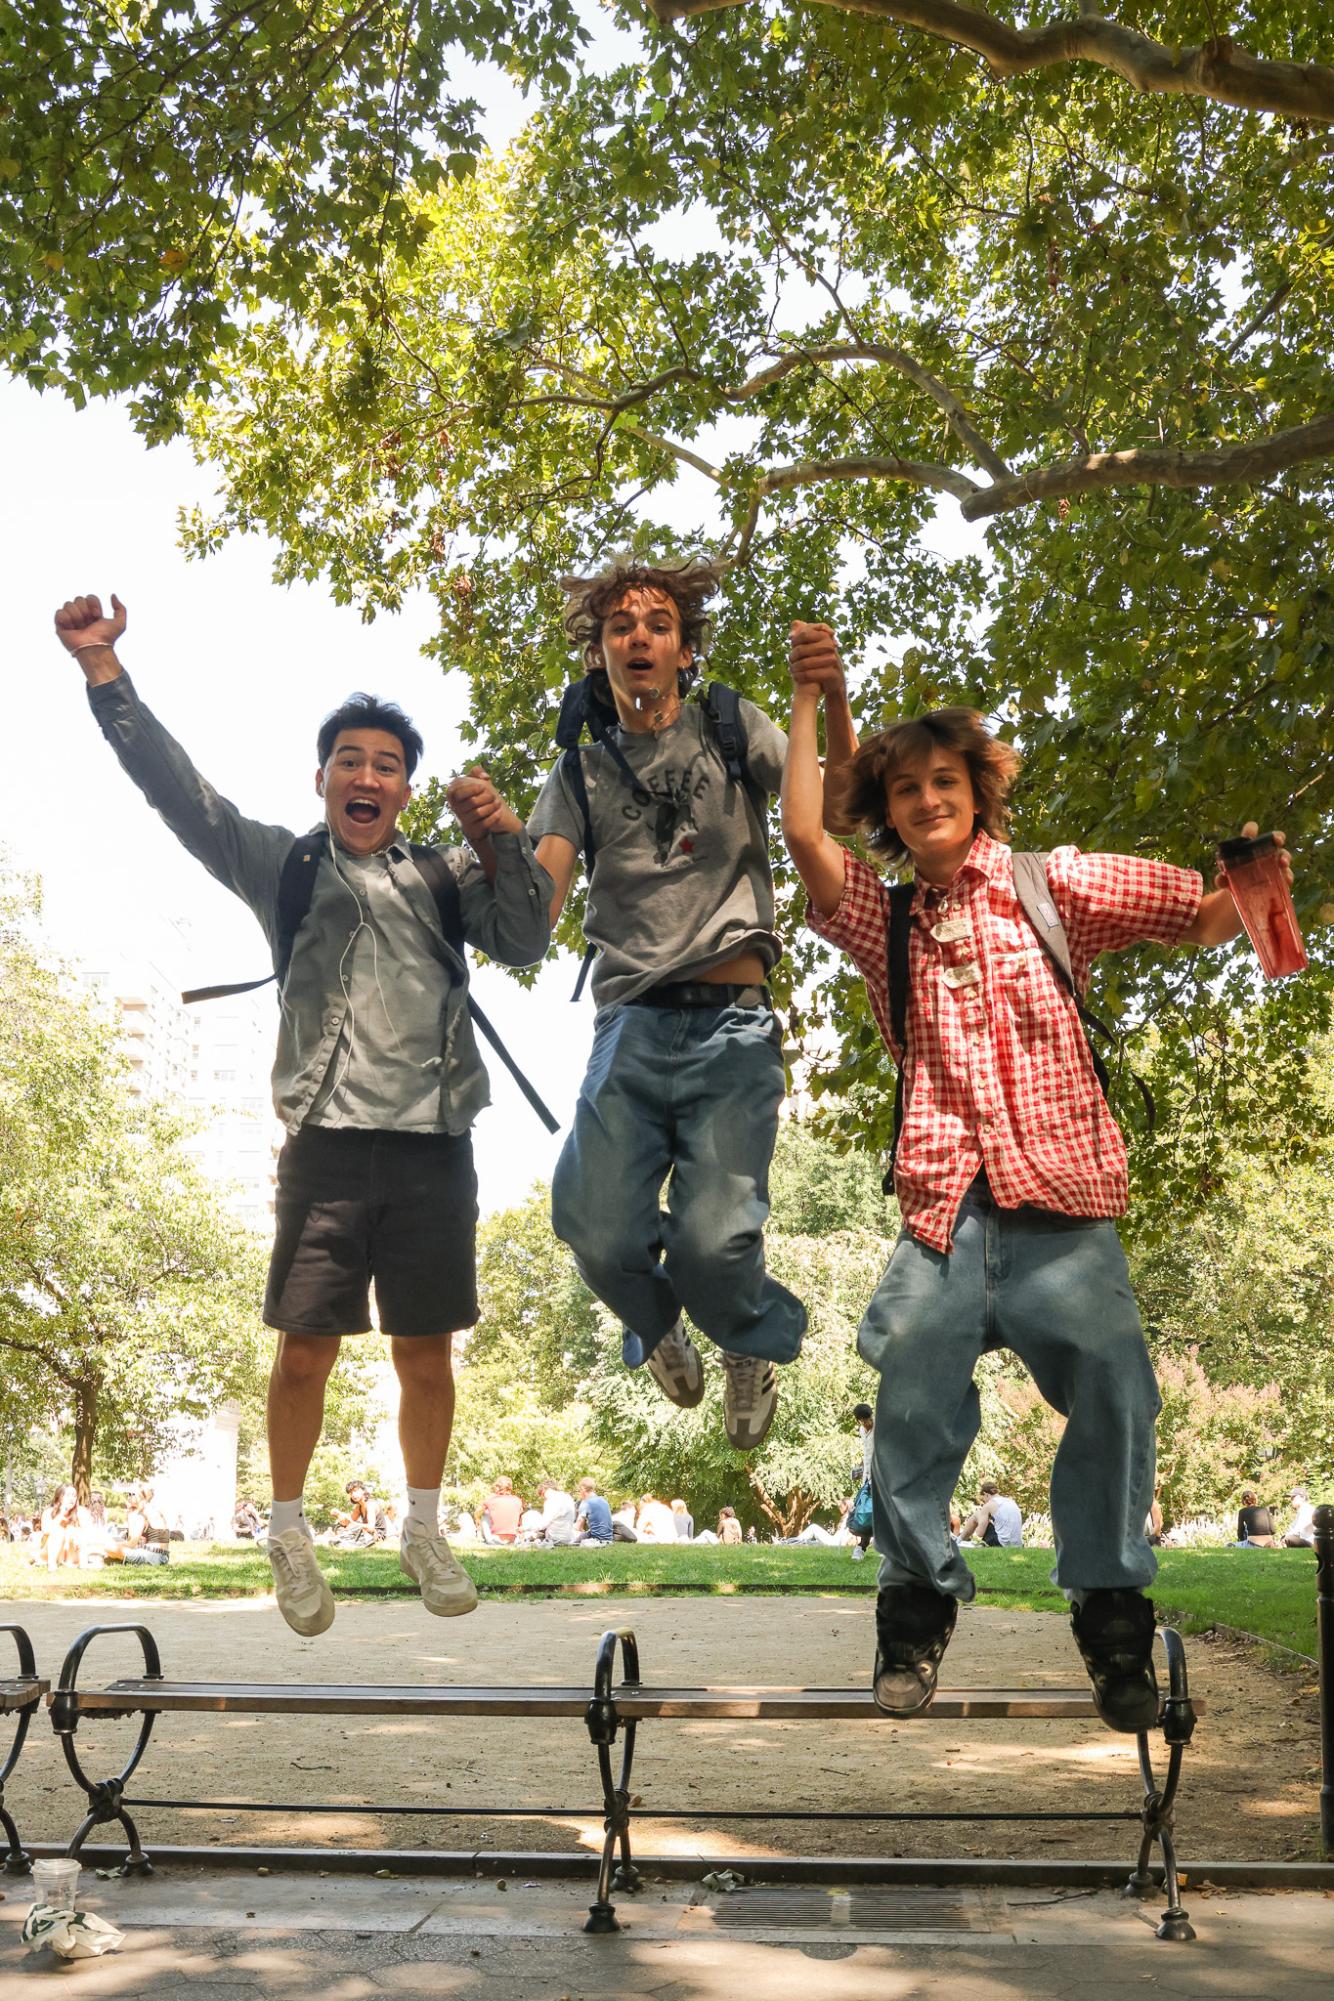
left=746, top=1469, right=820, bottom=1539
left=70, top=1380, right=99, bottom=1505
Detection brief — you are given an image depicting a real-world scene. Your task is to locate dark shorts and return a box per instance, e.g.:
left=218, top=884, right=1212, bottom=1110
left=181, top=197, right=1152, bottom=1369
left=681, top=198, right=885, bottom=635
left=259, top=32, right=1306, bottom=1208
left=263, top=1126, right=479, bottom=1338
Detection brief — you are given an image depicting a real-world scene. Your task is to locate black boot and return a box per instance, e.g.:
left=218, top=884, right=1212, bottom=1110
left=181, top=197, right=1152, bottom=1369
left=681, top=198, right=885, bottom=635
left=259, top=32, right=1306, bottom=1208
left=873, top=1583, right=958, bottom=1716
left=1071, top=1588, right=1159, bottom=1733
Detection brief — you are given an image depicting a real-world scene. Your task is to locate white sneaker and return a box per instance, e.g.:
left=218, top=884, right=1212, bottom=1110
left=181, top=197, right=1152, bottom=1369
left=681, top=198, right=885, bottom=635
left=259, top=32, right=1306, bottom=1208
left=720, top=1351, right=778, bottom=1451
left=644, top=1317, right=705, bottom=1408
left=266, top=1528, right=335, bottom=1636
left=400, top=1525, right=479, bottom=1617
left=851, top=1544, right=867, bottom=1562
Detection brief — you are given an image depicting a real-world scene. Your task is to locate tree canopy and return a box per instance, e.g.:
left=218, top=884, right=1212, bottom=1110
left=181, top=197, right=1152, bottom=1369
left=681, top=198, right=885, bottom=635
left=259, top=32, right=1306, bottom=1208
left=6, top=3, right=1332, bottom=1150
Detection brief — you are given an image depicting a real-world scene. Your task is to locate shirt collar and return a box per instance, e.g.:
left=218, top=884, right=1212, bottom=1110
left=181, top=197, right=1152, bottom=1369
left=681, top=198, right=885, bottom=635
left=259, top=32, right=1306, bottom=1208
left=912, top=828, right=1003, bottom=905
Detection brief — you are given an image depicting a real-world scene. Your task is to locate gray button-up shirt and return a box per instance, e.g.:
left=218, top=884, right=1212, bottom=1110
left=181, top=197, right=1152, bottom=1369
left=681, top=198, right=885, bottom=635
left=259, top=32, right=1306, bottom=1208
left=88, top=673, right=553, bottom=1136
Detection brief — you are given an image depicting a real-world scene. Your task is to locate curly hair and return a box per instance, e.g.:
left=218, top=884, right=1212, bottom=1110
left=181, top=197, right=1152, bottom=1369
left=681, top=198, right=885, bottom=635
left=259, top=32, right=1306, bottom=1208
left=561, top=555, right=721, bottom=696
left=840, top=708, right=1021, bottom=866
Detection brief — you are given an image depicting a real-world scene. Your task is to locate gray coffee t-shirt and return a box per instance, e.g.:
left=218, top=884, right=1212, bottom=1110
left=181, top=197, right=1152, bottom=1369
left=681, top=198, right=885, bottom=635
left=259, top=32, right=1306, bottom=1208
left=528, top=695, right=787, bottom=1007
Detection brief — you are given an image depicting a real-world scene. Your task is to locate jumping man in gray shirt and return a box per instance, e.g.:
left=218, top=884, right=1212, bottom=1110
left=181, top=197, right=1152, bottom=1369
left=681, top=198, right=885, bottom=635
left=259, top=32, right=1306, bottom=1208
left=529, top=559, right=831, bottom=1449
left=53, top=591, right=552, bottom=1636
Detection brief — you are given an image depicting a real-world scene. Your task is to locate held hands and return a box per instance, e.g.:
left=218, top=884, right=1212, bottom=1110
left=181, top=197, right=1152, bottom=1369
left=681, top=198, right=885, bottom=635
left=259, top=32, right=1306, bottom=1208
left=789, top=621, right=846, bottom=700
left=54, top=593, right=127, bottom=679
left=446, top=766, right=523, bottom=847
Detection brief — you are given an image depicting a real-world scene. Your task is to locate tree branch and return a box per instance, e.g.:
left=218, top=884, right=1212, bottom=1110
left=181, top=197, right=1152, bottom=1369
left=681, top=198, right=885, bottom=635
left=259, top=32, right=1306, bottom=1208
left=651, top=0, right=1334, bottom=124
left=726, top=452, right=982, bottom=565
left=526, top=341, right=1010, bottom=476
left=960, top=413, right=1334, bottom=520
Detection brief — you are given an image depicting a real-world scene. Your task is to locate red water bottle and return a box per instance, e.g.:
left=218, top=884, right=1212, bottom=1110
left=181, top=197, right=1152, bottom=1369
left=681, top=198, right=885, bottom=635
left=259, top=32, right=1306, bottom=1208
left=1216, top=833, right=1307, bottom=980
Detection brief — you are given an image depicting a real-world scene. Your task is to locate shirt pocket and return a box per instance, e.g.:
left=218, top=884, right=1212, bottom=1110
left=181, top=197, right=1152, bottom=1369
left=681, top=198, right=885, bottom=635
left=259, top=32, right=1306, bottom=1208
left=991, top=949, right=1067, bottom=1051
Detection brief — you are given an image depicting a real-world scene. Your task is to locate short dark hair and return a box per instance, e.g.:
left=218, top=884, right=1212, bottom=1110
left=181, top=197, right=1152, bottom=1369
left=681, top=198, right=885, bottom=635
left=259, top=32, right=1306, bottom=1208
left=345, top=1479, right=368, bottom=1497
left=853, top=1403, right=873, bottom=1423
left=317, top=693, right=423, bottom=777
left=840, top=707, right=1020, bottom=866
left=979, top=1479, right=999, bottom=1495
left=561, top=555, right=721, bottom=698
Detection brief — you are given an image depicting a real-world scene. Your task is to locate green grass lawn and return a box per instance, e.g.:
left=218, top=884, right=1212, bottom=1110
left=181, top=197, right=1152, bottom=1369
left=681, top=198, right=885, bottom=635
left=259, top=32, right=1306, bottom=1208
left=0, top=1541, right=1321, bottom=1659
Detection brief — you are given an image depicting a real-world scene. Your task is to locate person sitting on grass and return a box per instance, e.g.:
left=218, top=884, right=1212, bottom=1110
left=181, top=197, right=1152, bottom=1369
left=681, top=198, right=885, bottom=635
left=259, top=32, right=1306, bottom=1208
left=1282, top=1487, right=1317, bottom=1548
left=1236, top=1489, right=1277, bottom=1547
left=338, top=1480, right=387, bottom=1549
left=782, top=625, right=1293, bottom=1731
left=574, top=1478, right=615, bottom=1546
left=960, top=1480, right=1024, bottom=1549
left=533, top=1479, right=579, bottom=1546
left=478, top=1478, right=524, bottom=1545
left=717, top=1506, right=743, bottom=1546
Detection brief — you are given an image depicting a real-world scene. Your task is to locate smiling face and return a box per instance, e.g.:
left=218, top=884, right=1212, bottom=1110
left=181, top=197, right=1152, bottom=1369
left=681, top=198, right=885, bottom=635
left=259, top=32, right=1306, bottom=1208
left=317, top=728, right=412, bottom=854
left=884, top=744, right=979, bottom=883
left=598, top=587, right=692, bottom=727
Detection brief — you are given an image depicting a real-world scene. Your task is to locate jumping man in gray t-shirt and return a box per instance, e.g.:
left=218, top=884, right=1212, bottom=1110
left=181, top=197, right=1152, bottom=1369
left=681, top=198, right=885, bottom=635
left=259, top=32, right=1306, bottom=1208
left=529, top=558, right=808, bottom=1448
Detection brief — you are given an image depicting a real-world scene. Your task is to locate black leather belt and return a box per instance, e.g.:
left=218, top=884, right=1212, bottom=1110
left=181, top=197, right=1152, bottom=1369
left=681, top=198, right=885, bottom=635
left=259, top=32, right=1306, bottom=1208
left=628, top=981, right=772, bottom=1009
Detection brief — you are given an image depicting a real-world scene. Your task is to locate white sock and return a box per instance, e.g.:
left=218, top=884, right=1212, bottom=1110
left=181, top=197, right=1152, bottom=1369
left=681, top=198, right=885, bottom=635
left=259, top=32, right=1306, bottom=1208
left=405, top=1486, right=441, bottom=1535
left=269, top=1498, right=309, bottom=1540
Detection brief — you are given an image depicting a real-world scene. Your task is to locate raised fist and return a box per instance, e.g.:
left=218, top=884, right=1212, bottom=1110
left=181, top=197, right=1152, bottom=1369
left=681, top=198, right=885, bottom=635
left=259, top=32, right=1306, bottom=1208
left=54, top=593, right=127, bottom=665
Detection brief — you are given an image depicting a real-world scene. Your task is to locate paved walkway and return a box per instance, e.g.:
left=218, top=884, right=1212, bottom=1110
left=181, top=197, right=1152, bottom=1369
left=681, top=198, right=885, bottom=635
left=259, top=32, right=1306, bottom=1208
left=2, top=1865, right=1330, bottom=1999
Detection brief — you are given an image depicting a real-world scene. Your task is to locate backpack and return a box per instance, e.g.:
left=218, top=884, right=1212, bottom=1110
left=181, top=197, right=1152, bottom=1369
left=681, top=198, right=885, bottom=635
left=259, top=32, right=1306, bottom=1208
left=882, top=850, right=1152, bottom=1189
left=553, top=676, right=762, bottom=1000
left=181, top=828, right=558, bottom=1133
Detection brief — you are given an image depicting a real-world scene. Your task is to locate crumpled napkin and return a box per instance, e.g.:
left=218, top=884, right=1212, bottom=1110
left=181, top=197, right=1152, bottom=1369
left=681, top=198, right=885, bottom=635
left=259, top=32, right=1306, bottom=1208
left=699, top=1869, right=747, bottom=1893
left=21, top=1902, right=125, bottom=1958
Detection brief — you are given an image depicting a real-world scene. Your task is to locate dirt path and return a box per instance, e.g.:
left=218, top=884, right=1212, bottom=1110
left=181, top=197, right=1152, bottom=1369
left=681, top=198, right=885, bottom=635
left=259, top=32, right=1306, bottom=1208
left=1, top=1594, right=1320, bottom=1863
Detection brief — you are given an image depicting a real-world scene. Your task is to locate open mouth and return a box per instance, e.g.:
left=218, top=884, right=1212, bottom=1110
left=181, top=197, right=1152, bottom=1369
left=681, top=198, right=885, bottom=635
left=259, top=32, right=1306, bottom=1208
left=345, top=800, right=380, bottom=826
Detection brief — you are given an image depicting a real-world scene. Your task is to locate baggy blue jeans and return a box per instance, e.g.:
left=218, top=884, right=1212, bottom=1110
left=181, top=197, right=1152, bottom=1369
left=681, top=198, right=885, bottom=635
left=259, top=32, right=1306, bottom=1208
left=552, top=1000, right=807, bottom=1365
left=856, top=1186, right=1161, bottom=1601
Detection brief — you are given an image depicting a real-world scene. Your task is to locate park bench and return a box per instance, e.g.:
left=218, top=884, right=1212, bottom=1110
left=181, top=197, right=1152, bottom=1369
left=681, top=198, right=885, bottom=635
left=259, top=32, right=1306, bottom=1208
left=48, top=1615, right=1200, bottom=1940
left=0, top=1624, right=49, bottom=1873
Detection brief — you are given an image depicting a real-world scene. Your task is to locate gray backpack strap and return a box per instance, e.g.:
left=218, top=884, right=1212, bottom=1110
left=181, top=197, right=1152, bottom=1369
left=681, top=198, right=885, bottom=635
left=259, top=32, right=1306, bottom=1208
left=1010, top=850, right=1074, bottom=992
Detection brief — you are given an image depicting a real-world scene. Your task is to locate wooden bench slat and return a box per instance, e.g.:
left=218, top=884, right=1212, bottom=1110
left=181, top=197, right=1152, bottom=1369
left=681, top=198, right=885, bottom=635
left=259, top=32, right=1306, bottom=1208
left=53, top=1677, right=1200, bottom=1724
left=612, top=1686, right=1101, bottom=1718
left=0, top=1679, right=47, bottom=1713
left=59, top=1680, right=597, bottom=1717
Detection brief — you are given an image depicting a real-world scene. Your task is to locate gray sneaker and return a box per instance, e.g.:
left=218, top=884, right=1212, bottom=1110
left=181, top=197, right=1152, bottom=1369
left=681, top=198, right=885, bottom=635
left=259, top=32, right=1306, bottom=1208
left=266, top=1528, right=335, bottom=1636
left=644, top=1317, right=706, bottom=1408
left=721, top=1351, right=778, bottom=1451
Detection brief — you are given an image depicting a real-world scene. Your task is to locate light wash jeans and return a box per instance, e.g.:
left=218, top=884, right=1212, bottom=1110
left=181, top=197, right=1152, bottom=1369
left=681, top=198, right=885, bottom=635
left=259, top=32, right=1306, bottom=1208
left=857, top=1184, right=1161, bottom=1601
left=552, top=1000, right=807, bottom=1365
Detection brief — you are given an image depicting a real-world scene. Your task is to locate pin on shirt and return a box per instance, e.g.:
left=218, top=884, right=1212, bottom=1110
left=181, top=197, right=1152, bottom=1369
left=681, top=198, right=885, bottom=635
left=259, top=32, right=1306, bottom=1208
left=931, top=916, right=972, bottom=944
left=942, top=962, right=982, bottom=989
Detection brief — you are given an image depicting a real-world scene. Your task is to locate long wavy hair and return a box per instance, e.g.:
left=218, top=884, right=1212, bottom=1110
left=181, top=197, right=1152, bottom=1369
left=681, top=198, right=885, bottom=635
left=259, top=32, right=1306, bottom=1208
left=561, top=555, right=721, bottom=700
left=839, top=707, right=1020, bottom=867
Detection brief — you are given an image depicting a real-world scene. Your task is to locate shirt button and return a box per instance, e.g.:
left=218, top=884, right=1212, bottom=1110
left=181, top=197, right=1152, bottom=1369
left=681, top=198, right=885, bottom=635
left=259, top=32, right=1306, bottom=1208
left=324, top=1014, right=340, bottom=1034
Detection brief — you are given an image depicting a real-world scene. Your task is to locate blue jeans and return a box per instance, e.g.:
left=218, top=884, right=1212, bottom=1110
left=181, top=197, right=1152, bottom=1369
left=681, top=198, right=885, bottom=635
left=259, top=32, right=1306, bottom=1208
left=857, top=1187, right=1161, bottom=1601
left=552, top=1001, right=806, bottom=1365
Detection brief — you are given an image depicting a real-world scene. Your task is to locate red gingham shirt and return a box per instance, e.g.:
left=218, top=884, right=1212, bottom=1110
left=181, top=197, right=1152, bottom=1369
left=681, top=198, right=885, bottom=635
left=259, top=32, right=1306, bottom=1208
left=808, top=831, right=1202, bottom=1252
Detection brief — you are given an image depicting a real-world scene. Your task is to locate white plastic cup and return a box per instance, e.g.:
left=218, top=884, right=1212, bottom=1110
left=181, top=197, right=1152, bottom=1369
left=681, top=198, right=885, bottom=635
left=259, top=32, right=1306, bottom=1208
left=31, top=1857, right=80, bottom=1914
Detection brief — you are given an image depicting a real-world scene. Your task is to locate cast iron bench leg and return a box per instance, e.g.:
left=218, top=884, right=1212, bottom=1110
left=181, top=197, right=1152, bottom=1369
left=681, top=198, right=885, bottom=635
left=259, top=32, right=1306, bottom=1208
left=584, top=1628, right=643, bottom=1933
left=0, top=1625, right=43, bottom=1872
left=50, top=1625, right=163, bottom=1876
left=1124, top=1628, right=1196, bottom=1940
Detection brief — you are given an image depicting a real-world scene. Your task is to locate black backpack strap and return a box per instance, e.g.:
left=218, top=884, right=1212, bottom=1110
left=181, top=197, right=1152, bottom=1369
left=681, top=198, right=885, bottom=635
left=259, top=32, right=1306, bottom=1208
left=700, top=681, right=747, bottom=784
left=558, top=745, right=599, bottom=1002
left=409, top=842, right=559, bottom=1133
left=883, top=881, right=916, bottom=1191
left=407, top=843, right=465, bottom=956
left=182, top=830, right=325, bottom=1004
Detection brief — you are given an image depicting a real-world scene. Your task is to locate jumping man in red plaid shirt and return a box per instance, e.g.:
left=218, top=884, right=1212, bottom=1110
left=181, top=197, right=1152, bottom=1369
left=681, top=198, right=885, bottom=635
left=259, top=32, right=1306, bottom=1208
left=782, top=625, right=1292, bottom=1729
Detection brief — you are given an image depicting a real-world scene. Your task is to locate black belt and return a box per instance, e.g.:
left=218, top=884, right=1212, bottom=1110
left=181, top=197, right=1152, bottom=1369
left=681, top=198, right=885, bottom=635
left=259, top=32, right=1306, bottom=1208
left=628, top=981, right=772, bottom=1009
